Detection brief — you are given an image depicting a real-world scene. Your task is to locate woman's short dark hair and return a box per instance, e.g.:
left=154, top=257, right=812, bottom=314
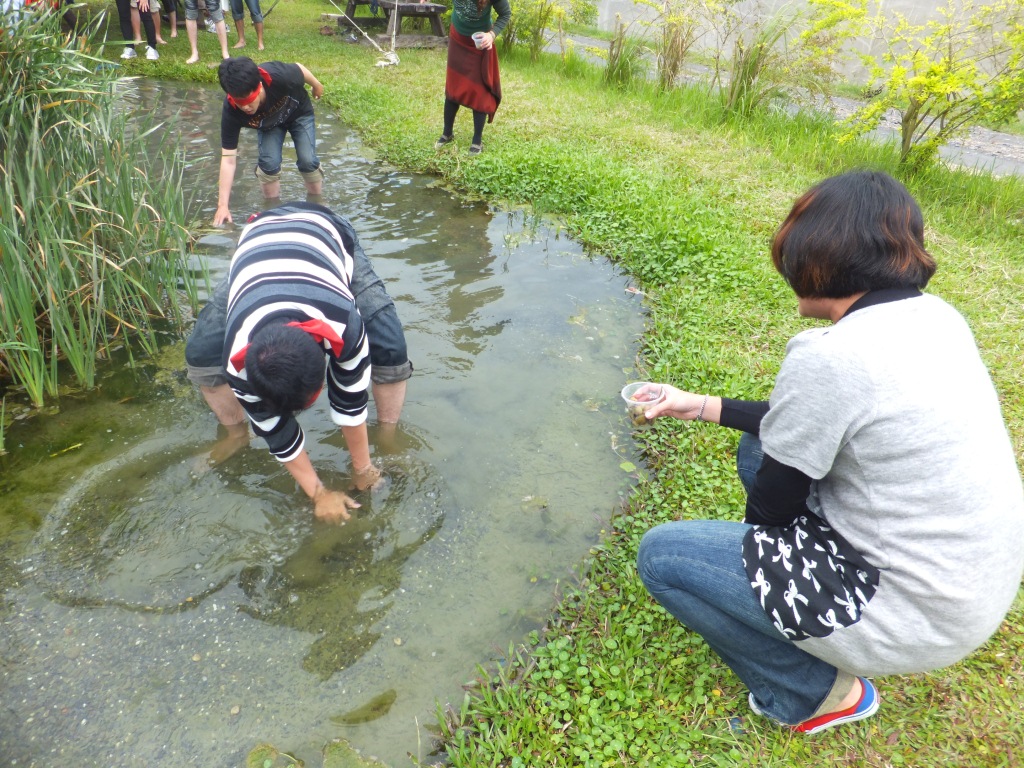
left=218, top=56, right=261, bottom=98
left=771, top=170, right=936, bottom=298
left=244, top=324, right=325, bottom=415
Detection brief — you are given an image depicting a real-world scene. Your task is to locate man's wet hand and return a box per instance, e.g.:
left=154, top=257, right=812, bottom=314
left=312, top=487, right=360, bottom=523
left=213, top=205, right=233, bottom=227
left=351, top=463, right=383, bottom=491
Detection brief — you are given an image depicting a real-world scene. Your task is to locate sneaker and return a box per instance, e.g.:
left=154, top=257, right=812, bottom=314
left=792, top=677, right=879, bottom=734
left=434, top=134, right=453, bottom=150
left=120, top=46, right=137, bottom=59
left=145, top=46, right=160, bottom=60
left=205, top=19, right=217, bottom=33
left=469, top=143, right=483, bottom=155
left=747, top=692, right=765, bottom=717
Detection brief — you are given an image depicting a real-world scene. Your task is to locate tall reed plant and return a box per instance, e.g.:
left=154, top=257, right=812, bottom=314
left=603, top=15, right=649, bottom=89
left=0, top=7, right=198, bottom=407
left=722, top=7, right=794, bottom=116
left=636, top=0, right=700, bottom=92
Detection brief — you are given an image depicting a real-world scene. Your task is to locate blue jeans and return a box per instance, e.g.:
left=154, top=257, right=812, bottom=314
left=636, top=434, right=845, bottom=725
left=230, top=0, right=262, bottom=23
left=257, top=112, right=319, bottom=179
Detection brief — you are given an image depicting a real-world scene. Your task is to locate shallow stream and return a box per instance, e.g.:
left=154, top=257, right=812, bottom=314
left=0, top=80, right=648, bottom=767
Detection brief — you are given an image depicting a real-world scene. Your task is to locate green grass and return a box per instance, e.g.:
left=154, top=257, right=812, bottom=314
left=107, top=2, right=1024, bottom=765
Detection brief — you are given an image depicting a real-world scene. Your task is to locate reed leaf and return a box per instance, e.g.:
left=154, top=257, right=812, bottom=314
left=0, top=5, right=198, bottom=406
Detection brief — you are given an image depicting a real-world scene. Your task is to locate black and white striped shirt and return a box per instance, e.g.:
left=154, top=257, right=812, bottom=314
left=224, top=208, right=370, bottom=461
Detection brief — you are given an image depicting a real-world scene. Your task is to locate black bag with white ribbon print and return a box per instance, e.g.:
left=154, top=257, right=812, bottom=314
left=742, top=513, right=881, bottom=641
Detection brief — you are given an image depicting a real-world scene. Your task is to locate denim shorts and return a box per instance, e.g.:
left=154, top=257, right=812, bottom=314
left=185, top=246, right=411, bottom=387
left=183, top=0, right=224, bottom=22
left=230, top=0, right=262, bottom=22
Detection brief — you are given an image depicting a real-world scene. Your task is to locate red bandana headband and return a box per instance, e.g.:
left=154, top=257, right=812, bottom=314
left=229, top=319, right=345, bottom=372
left=227, top=67, right=273, bottom=109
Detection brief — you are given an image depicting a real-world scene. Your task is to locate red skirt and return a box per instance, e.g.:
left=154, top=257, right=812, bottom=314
left=445, top=27, right=502, bottom=122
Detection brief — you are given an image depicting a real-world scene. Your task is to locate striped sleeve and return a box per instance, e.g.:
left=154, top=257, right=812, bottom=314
left=224, top=208, right=370, bottom=460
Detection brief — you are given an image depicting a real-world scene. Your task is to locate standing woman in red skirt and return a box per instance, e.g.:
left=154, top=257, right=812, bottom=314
left=429, top=0, right=511, bottom=155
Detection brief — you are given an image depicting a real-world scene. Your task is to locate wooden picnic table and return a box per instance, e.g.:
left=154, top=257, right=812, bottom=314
left=376, top=0, right=446, bottom=38
left=339, top=0, right=444, bottom=39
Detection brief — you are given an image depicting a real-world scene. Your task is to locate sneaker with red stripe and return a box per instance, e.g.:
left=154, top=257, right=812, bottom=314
left=792, top=677, right=879, bottom=734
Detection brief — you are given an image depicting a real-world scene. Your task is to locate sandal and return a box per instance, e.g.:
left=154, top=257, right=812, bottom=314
left=434, top=134, right=454, bottom=150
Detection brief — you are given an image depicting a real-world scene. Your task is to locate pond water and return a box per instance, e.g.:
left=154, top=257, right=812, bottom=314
left=0, top=80, right=648, bottom=767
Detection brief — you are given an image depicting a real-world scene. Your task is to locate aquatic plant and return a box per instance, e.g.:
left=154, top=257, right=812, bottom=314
left=0, top=5, right=198, bottom=407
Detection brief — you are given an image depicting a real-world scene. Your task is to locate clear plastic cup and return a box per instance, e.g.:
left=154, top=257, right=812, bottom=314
left=472, top=32, right=487, bottom=48
left=621, top=382, right=665, bottom=428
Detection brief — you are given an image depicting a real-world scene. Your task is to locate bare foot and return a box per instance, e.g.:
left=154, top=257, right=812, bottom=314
left=233, top=39, right=245, bottom=48
left=257, top=43, right=264, bottom=50
left=156, top=37, right=167, bottom=44
left=207, top=423, right=251, bottom=466
left=170, top=31, right=177, bottom=37
left=185, top=54, right=199, bottom=64
left=834, top=678, right=863, bottom=712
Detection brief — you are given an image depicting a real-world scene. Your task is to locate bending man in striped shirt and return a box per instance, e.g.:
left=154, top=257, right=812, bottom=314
left=185, top=202, right=412, bottom=523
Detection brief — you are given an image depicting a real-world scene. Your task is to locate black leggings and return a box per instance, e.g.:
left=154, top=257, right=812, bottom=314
left=115, top=0, right=158, bottom=50
left=443, top=97, right=487, bottom=146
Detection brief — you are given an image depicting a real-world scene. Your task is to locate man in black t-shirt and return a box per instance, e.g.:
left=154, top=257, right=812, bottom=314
left=213, top=57, right=325, bottom=226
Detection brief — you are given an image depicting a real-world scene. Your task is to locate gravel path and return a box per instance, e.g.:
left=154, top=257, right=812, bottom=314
left=825, top=96, right=1024, bottom=177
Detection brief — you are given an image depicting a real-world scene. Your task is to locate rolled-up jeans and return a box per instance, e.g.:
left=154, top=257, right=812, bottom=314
left=635, top=434, right=853, bottom=725
left=230, top=0, right=262, bottom=23
left=255, top=112, right=320, bottom=184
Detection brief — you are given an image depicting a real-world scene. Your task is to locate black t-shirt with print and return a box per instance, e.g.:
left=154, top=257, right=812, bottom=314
left=220, top=61, right=314, bottom=150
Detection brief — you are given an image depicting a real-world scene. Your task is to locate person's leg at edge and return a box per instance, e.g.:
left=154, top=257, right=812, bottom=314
left=636, top=519, right=860, bottom=726
left=441, top=96, right=459, bottom=141
left=130, top=0, right=142, bottom=42
left=470, top=109, right=486, bottom=149
left=114, top=0, right=138, bottom=53
left=138, top=2, right=158, bottom=49
left=347, top=220, right=410, bottom=442
left=256, top=125, right=285, bottom=200
left=210, top=3, right=230, bottom=58
left=168, top=0, right=178, bottom=37
left=735, top=433, right=865, bottom=719
left=183, top=0, right=200, bottom=61
left=230, top=0, right=245, bottom=46
left=372, top=381, right=406, bottom=424
left=150, top=0, right=165, bottom=43
left=291, top=114, right=323, bottom=196
left=184, top=279, right=250, bottom=464
left=246, top=0, right=264, bottom=49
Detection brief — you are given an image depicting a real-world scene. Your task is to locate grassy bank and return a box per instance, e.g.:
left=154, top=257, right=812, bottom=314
left=115, top=3, right=1024, bottom=765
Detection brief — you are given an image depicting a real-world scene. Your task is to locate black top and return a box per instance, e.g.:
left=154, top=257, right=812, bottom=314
left=220, top=61, right=314, bottom=150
